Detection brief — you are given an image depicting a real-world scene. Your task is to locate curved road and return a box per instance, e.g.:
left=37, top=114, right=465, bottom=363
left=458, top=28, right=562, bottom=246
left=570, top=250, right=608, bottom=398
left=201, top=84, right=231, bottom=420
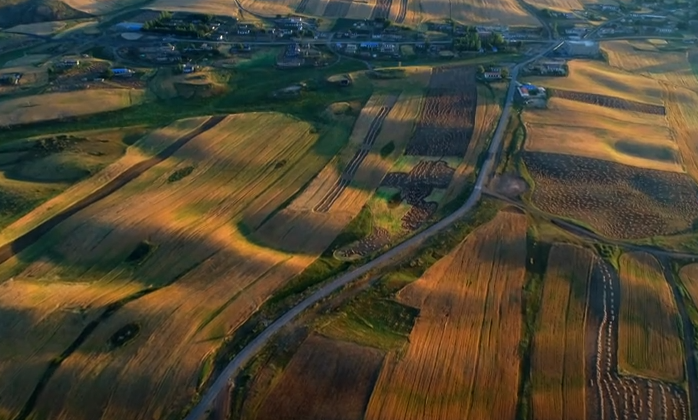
left=184, top=41, right=563, bottom=420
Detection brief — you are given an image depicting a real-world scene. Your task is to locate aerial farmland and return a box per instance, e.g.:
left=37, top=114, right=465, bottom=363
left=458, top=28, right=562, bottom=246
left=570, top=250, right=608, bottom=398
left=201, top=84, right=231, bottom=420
left=1, top=0, right=698, bottom=418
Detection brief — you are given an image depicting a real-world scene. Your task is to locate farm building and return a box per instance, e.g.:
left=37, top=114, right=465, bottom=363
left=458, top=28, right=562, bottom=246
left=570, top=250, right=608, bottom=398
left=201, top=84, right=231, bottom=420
left=554, top=40, right=600, bottom=57
left=116, top=22, right=144, bottom=31
left=0, top=73, right=20, bottom=85
left=111, top=68, right=134, bottom=77
left=483, top=71, right=502, bottom=79
left=345, top=44, right=357, bottom=54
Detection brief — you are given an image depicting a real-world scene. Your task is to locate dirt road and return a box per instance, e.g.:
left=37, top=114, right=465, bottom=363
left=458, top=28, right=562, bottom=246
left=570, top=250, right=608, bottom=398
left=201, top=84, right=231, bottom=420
left=183, top=42, right=563, bottom=420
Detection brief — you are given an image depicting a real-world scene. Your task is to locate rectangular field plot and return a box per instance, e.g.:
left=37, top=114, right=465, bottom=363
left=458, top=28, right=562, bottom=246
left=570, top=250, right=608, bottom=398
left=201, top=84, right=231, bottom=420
left=404, top=66, right=477, bottom=157
left=254, top=335, right=384, bottom=420
left=618, top=252, right=684, bottom=383
left=524, top=97, right=682, bottom=173
left=411, top=0, right=537, bottom=26
left=531, top=245, right=594, bottom=420
left=365, top=211, right=527, bottom=420
left=0, top=112, right=349, bottom=420
left=523, top=152, right=698, bottom=239
left=527, top=60, right=665, bottom=106
left=549, top=89, right=665, bottom=115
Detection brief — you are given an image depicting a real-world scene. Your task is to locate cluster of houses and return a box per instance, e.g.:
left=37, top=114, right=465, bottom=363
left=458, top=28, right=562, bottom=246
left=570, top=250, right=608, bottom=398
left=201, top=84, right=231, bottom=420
left=340, top=42, right=399, bottom=57
left=138, top=43, right=179, bottom=63
left=0, top=73, right=20, bottom=86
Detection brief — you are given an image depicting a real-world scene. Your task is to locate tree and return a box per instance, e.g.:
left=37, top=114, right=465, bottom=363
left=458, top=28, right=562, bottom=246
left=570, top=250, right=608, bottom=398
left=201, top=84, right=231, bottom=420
left=104, top=68, right=114, bottom=79
left=501, top=67, right=510, bottom=78
left=477, top=65, right=485, bottom=75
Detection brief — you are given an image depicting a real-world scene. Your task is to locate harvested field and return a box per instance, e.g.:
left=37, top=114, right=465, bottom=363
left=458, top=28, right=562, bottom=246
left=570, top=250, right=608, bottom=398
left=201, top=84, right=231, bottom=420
left=525, top=0, right=603, bottom=13
left=523, top=152, right=698, bottom=239
left=381, top=159, right=455, bottom=230
left=618, top=252, right=684, bottom=383
left=0, top=119, right=206, bottom=245
left=0, top=89, right=145, bottom=127
left=345, top=0, right=376, bottom=19
left=405, top=66, right=477, bottom=157
left=366, top=211, right=527, bottom=420
left=371, top=0, right=391, bottom=19
left=322, top=0, right=351, bottom=17
left=524, top=97, right=682, bottom=173
left=61, top=0, right=146, bottom=15
left=0, top=66, right=48, bottom=95
left=531, top=245, right=594, bottom=420
left=679, top=264, right=698, bottom=308
left=528, top=60, right=665, bottom=106
left=549, top=88, right=665, bottom=115
left=405, top=0, right=536, bottom=26
left=314, top=99, right=396, bottom=213
left=4, top=21, right=67, bottom=36
left=0, top=112, right=348, bottom=420
left=255, top=334, right=384, bottom=420
left=3, top=54, right=50, bottom=67
left=586, top=257, right=688, bottom=420
left=147, top=0, right=245, bottom=16
left=603, top=40, right=697, bottom=89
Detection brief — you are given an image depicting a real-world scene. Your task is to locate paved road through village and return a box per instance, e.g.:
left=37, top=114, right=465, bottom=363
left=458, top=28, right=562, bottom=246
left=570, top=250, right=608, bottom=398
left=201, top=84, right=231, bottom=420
left=184, top=40, right=562, bottom=420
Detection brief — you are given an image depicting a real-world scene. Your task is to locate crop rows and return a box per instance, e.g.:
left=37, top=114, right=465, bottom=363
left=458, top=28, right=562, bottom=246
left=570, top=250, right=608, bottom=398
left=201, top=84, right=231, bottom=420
left=586, top=258, right=688, bottom=420
left=550, top=89, right=666, bottom=115
left=371, top=0, right=392, bottom=19
left=295, top=0, right=310, bottom=13
left=314, top=106, right=392, bottom=213
left=381, top=160, right=454, bottom=230
left=523, top=152, right=698, bottom=239
left=394, top=0, right=407, bottom=23
left=323, top=0, right=351, bottom=17
left=404, top=66, right=477, bottom=157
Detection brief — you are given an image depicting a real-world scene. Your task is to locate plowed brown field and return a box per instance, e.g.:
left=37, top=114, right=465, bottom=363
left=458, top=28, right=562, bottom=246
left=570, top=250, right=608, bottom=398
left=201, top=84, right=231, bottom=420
left=254, top=334, right=384, bottom=420
left=618, top=252, right=684, bottom=383
left=0, top=112, right=345, bottom=420
left=365, top=211, right=527, bottom=420
left=531, top=245, right=594, bottom=420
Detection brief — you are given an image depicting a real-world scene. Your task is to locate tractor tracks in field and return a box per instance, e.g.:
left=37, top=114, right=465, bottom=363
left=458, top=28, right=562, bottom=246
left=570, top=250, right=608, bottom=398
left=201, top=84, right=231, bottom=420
left=394, top=0, right=407, bottom=24
left=587, top=259, right=689, bottom=420
left=0, top=115, right=224, bottom=265
left=313, top=104, right=392, bottom=213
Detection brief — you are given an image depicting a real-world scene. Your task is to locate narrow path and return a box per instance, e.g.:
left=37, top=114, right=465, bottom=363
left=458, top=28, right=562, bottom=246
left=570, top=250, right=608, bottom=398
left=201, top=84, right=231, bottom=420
left=0, top=115, right=224, bottom=264
left=183, top=42, right=563, bottom=420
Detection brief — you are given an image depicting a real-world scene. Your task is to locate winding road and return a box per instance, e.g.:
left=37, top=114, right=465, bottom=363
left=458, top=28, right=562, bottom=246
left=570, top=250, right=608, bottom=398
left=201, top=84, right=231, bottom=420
left=183, top=40, right=563, bottom=420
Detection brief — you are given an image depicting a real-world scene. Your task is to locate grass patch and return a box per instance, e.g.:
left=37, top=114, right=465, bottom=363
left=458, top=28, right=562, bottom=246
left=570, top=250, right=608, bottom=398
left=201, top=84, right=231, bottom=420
left=167, top=165, right=195, bottom=183
left=380, top=140, right=395, bottom=158
left=318, top=278, right=419, bottom=351
left=125, top=240, right=156, bottom=264
left=108, top=323, right=140, bottom=349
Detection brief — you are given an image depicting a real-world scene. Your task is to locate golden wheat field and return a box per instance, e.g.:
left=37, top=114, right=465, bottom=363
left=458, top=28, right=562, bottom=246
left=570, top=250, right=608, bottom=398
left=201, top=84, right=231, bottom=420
left=365, top=211, right=527, bottom=420
left=528, top=60, right=665, bottom=105
left=0, top=89, right=145, bottom=127
left=679, top=263, right=698, bottom=308
left=0, top=112, right=352, bottom=420
left=254, top=334, right=384, bottom=420
left=4, top=21, right=67, bottom=36
left=409, top=0, right=537, bottom=26
left=531, top=245, right=594, bottom=420
left=147, top=0, right=245, bottom=17
left=524, top=97, right=682, bottom=173
left=0, top=118, right=208, bottom=245
left=60, top=0, right=146, bottom=15
left=618, top=252, right=684, bottom=383
left=524, top=0, right=603, bottom=13
left=257, top=82, right=426, bottom=254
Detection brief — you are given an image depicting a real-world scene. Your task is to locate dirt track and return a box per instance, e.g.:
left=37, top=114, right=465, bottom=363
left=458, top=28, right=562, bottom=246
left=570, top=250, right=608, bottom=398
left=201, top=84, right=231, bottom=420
left=314, top=104, right=393, bottom=213
left=0, top=115, right=224, bottom=264
left=586, top=259, right=688, bottom=420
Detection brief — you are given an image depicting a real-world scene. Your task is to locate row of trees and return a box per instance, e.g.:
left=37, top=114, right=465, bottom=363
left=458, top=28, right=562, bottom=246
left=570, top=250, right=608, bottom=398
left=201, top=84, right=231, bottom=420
left=141, top=11, right=214, bottom=38
left=453, top=29, right=506, bottom=51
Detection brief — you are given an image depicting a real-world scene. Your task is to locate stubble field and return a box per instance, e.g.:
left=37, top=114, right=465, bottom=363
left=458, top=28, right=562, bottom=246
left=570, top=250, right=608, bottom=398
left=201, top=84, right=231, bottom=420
left=0, top=112, right=352, bottom=420
left=531, top=244, right=594, bottom=420
left=523, top=152, right=698, bottom=239
left=0, top=89, right=145, bottom=127
left=254, top=334, right=384, bottom=420
left=523, top=97, right=682, bottom=173
left=365, top=211, right=527, bottom=420
left=617, top=252, right=684, bottom=383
